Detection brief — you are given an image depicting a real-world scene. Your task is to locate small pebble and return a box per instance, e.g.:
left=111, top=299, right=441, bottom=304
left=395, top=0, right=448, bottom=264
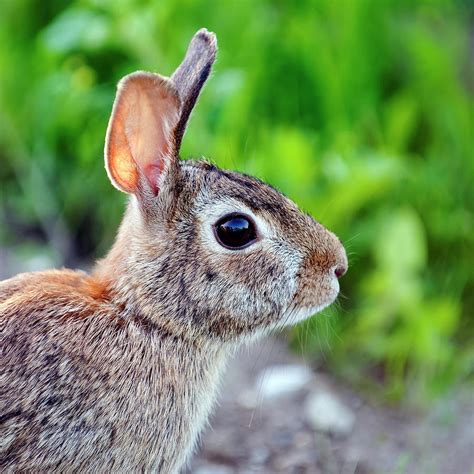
left=255, top=364, right=313, bottom=400
left=305, top=390, right=355, bottom=436
left=193, top=464, right=233, bottom=474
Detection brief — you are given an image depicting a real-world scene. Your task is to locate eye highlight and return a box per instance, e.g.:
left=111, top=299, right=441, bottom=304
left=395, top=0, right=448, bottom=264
left=213, top=213, right=258, bottom=249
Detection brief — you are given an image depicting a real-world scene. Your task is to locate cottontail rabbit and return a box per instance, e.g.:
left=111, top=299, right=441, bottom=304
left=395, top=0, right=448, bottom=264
left=1, top=29, right=347, bottom=473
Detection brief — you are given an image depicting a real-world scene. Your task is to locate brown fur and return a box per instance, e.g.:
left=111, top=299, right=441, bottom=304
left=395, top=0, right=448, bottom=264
left=0, top=29, right=347, bottom=473
left=1, top=269, right=227, bottom=472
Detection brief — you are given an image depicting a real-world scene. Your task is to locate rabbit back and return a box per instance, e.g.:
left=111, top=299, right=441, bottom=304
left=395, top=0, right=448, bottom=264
left=1, top=270, right=120, bottom=470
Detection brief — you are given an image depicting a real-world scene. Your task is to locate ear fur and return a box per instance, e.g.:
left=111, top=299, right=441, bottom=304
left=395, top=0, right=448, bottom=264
left=172, top=28, right=217, bottom=149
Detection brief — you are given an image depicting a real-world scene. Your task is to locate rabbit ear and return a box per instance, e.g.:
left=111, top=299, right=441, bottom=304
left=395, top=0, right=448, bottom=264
left=105, top=72, right=181, bottom=195
left=171, top=28, right=217, bottom=149
left=105, top=29, right=216, bottom=195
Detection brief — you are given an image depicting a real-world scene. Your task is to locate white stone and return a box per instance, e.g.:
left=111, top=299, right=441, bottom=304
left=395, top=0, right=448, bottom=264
left=305, top=390, right=355, bottom=435
left=237, top=388, right=258, bottom=409
left=194, top=465, right=233, bottom=474
left=255, top=364, right=313, bottom=400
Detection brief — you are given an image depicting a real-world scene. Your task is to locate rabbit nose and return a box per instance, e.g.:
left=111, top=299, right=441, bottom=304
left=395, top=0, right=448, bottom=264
left=334, top=263, right=347, bottom=279
left=333, top=247, right=348, bottom=279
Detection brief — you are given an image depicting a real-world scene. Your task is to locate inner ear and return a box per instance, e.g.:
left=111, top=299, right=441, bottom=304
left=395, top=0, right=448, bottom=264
left=105, top=72, right=181, bottom=195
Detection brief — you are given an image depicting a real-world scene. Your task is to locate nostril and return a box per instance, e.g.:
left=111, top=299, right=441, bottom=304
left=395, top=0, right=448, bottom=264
left=334, top=264, right=347, bottom=279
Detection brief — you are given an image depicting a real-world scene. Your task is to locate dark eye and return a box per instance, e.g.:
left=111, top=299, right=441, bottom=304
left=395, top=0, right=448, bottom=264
left=214, top=213, right=257, bottom=249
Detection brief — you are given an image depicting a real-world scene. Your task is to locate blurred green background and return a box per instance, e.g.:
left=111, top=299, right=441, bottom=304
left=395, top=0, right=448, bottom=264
left=0, top=0, right=472, bottom=404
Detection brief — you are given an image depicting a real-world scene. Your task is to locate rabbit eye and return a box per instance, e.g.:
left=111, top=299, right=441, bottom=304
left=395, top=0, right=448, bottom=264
left=214, top=213, right=257, bottom=249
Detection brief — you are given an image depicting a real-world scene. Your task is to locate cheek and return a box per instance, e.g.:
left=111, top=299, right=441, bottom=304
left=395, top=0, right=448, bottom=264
left=202, top=245, right=301, bottom=319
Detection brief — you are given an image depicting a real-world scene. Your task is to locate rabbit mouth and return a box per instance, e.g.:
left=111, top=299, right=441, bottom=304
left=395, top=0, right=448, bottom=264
left=279, top=277, right=340, bottom=327
left=281, top=301, right=332, bottom=327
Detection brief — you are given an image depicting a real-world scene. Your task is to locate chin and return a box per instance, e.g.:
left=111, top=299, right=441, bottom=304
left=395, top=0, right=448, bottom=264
left=277, top=277, right=340, bottom=328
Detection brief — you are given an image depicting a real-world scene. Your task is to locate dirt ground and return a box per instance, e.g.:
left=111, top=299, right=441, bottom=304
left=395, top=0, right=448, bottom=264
left=190, top=337, right=474, bottom=474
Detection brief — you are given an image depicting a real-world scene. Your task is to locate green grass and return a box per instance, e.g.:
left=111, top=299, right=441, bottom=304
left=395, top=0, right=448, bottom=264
left=0, top=0, right=472, bottom=403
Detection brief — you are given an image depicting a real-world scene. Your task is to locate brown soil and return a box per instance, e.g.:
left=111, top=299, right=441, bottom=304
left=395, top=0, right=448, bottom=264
left=190, top=337, right=474, bottom=474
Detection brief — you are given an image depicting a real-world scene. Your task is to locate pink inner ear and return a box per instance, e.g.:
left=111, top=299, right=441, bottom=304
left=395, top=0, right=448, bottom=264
left=144, top=161, right=166, bottom=195
left=105, top=72, right=181, bottom=195
left=128, top=84, right=179, bottom=195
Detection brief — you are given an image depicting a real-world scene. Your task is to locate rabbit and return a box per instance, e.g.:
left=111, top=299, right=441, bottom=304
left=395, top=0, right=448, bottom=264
left=0, top=28, right=347, bottom=473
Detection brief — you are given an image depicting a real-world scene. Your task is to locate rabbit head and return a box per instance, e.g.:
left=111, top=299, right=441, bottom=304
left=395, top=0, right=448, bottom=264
left=99, top=29, right=347, bottom=341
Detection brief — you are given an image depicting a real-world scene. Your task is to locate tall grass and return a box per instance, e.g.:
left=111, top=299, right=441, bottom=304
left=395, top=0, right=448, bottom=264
left=0, top=0, right=472, bottom=402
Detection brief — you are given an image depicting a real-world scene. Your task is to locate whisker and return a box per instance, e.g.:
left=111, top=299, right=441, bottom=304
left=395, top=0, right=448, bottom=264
left=247, top=304, right=298, bottom=428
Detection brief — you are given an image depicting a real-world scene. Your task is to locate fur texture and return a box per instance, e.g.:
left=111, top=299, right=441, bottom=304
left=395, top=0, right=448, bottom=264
left=0, top=29, right=347, bottom=473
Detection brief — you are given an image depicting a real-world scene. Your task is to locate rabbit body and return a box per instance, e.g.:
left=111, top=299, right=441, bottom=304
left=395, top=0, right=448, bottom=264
left=1, top=267, right=227, bottom=472
left=1, top=29, right=348, bottom=473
